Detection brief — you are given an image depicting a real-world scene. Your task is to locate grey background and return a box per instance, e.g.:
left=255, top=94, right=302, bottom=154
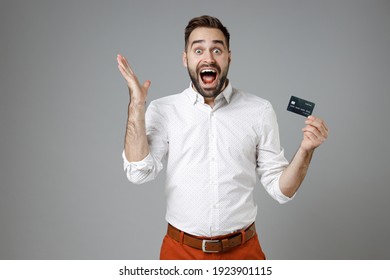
left=1, top=0, right=389, bottom=259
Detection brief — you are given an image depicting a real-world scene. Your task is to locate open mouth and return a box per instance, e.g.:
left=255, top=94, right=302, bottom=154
left=200, top=69, right=217, bottom=86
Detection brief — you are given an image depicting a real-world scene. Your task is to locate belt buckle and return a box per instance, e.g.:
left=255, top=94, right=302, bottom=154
left=202, top=239, right=220, bottom=253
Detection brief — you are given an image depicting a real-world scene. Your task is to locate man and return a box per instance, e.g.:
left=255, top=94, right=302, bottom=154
left=117, top=15, right=328, bottom=260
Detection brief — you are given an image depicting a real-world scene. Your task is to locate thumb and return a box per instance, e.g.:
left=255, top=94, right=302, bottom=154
left=143, top=80, right=151, bottom=91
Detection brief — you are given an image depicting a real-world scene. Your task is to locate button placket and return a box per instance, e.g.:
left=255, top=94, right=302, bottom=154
left=209, top=110, right=219, bottom=232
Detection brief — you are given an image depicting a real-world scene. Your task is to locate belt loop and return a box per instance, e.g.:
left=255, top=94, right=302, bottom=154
left=222, top=238, right=229, bottom=252
left=240, top=230, right=247, bottom=245
left=179, top=231, right=184, bottom=245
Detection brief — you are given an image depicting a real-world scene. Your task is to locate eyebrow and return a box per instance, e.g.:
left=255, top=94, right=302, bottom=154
left=191, top=39, right=226, bottom=48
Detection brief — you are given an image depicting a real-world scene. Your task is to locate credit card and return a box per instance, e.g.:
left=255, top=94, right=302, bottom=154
left=287, top=96, right=315, bottom=117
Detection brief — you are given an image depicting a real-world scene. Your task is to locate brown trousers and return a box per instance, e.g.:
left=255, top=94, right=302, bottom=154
left=159, top=232, right=266, bottom=260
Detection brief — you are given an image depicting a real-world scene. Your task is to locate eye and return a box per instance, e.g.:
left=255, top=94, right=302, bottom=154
left=195, top=49, right=203, bottom=55
left=213, top=48, right=222, bottom=54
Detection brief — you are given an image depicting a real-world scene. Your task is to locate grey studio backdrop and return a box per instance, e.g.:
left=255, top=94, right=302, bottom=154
left=0, top=0, right=389, bottom=260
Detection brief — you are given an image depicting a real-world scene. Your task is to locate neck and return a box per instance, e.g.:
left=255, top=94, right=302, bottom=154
left=192, top=79, right=229, bottom=108
left=204, top=97, right=215, bottom=108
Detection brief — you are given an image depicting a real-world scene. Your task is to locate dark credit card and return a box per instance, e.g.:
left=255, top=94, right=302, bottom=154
left=287, top=96, right=315, bottom=117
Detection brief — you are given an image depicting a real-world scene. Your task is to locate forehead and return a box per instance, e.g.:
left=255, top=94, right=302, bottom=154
left=188, top=27, right=227, bottom=47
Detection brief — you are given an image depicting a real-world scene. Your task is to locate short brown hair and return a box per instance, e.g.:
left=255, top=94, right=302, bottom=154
left=184, top=15, right=230, bottom=51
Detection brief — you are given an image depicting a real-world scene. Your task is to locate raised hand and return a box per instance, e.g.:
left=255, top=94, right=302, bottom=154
left=300, top=116, right=329, bottom=152
left=117, top=54, right=151, bottom=105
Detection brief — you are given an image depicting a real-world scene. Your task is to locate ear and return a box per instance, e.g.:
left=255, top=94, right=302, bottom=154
left=182, top=51, right=188, bottom=67
left=228, top=50, right=232, bottom=63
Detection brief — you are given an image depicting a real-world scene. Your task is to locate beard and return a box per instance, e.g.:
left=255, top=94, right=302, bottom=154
left=187, top=61, right=230, bottom=99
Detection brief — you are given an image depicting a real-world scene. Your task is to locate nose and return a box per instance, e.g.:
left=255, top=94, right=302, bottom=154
left=203, top=50, right=216, bottom=64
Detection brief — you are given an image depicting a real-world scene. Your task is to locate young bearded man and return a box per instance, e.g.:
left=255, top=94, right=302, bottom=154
left=117, top=15, right=329, bottom=260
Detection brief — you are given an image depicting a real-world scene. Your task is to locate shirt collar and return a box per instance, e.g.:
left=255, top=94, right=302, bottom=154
left=186, top=81, right=233, bottom=105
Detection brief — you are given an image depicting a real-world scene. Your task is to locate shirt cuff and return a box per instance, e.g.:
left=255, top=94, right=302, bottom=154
left=274, top=177, right=296, bottom=204
left=122, top=151, right=154, bottom=171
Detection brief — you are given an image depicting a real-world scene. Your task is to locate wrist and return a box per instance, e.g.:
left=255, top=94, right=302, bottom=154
left=128, top=102, right=146, bottom=121
left=129, top=99, right=146, bottom=108
left=295, top=146, right=314, bottom=166
left=299, top=141, right=317, bottom=154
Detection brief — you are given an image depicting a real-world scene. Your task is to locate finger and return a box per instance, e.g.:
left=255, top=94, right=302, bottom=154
left=117, top=54, right=135, bottom=76
left=303, top=131, right=317, bottom=143
left=303, top=131, right=321, bottom=148
left=117, top=54, right=127, bottom=70
left=118, top=63, right=132, bottom=81
left=302, top=125, right=326, bottom=141
left=304, top=130, right=326, bottom=147
left=117, top=54, right=123, bottom=64
left=306, top=116, right=329, bottom=137
left=117, top=59, right=139, bottom=84
left=307, top=116, right=329, bottom=131
left=117, top=56, right=129, bottom=76
left=118, top=65, right=141, bottom=90
left=121, top=56, right=134, bottom=75
left=117, top=64, right=130, bottom=79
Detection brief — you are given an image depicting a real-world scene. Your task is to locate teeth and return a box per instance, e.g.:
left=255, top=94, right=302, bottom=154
left=201, top=69, right=216, bottom=73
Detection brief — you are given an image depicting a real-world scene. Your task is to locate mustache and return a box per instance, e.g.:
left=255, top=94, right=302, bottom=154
left=197, top=63, right=221, bottom=73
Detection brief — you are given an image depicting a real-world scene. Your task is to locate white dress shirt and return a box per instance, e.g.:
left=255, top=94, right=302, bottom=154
left=123, top=82, right=293, bottom=237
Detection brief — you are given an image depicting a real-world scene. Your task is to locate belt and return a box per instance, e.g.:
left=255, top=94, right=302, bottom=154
left=167, top=223, right=256, bottom=253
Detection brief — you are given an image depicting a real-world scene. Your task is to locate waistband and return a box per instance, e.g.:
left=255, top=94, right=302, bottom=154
left=167, top=223, right=256, bottom=253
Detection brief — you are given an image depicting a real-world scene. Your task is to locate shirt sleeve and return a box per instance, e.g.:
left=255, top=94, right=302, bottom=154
left=122, top=101, right=168, bottom=184
left=256, top=102, right=295, bottom=204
